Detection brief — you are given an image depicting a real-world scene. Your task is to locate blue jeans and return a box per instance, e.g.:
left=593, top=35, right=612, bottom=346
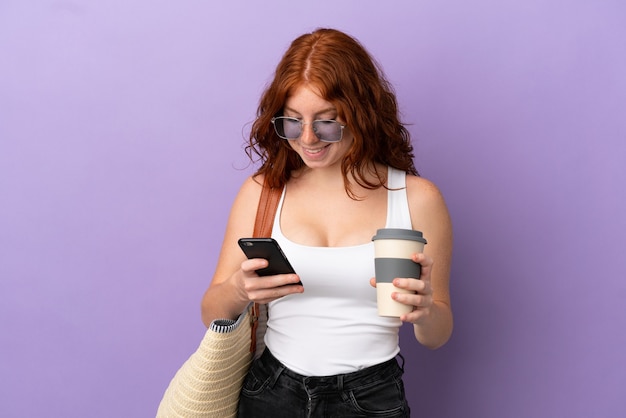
left=237, top=348, right=410, bottom=417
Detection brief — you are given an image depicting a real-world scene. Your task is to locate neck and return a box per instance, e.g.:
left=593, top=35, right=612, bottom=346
left=290, top=162, right=386, bottom=195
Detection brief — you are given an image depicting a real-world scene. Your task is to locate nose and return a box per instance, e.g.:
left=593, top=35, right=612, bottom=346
left=299, top=121, right=318, bottom=144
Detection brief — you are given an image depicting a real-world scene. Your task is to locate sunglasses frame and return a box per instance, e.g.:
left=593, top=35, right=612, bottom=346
left=271, top=116, right=346, bottom=143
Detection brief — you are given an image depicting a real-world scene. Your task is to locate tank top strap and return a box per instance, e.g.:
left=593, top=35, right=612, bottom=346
left=386, top=166, right=413, bottom=229
left=271, top=186, right=288, bottom=239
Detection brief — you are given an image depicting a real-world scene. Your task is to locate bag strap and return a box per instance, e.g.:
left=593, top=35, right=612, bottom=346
left=249, top=181, right=282, bottom=353
left=253, top=181, right=282, bottom=238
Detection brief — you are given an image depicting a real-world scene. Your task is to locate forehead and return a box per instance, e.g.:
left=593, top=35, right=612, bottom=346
left=284, top=84, right=335, bottom=115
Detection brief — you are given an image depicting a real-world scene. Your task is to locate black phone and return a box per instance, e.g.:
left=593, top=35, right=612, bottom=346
left=238, top=238, right=300, bottom=283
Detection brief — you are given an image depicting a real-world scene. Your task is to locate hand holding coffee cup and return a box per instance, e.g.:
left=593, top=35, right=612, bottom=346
left=372, top=228, right=427, bottom=317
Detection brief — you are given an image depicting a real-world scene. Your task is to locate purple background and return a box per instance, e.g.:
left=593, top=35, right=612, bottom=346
left=1, top=1, right=625, bottom=417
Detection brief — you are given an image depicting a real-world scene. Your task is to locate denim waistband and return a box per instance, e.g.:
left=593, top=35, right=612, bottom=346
left=258, top=348, right=405, bottom=394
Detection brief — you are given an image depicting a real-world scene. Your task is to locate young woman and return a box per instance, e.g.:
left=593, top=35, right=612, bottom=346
left=201, top=28, right=453, bottom=417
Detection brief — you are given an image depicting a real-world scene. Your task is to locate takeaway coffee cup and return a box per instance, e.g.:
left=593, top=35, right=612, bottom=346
left=372, top=228, right=427, bottom=317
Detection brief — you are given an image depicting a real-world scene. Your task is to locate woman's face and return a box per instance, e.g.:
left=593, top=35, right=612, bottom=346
left=282, top=85, right=353, bottom=170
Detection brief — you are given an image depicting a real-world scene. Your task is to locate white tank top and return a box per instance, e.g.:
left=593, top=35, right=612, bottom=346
left=265, top=166, right=413, bottom=376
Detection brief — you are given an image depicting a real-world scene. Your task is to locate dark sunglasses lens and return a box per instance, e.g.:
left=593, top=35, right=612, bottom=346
left=274, top=117, right=301, bottom=139
left=313, top=120, right=342, bottom=142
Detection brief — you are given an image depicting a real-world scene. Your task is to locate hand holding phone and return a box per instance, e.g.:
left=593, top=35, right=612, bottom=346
left=238, top=238, right=301, bottom=285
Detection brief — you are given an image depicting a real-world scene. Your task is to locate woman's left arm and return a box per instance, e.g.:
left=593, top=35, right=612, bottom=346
left=398, top=176, right=453, bottom=349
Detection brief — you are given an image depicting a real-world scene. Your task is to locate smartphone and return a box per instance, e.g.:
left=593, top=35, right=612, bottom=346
left=238, top=238, right=300, bottom=283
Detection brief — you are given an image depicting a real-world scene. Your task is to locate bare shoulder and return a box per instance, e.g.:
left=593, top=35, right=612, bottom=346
left=405, top=175, right=453, bottom=247
left=228, top=175, right=265, bottom=234
left=236, top=174, right=265, bottom=204
left=209, top=175, right=265, bottom=286
left=405, top=175, right=449, bottom=212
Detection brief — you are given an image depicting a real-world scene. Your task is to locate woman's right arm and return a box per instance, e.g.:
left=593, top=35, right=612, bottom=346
left=200, top=176, right=261, bottom=326
left=200, top=176, right=302, bottom=327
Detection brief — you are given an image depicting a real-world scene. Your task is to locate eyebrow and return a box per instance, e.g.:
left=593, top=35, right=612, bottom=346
left=284, top=106, right=337, bottom=118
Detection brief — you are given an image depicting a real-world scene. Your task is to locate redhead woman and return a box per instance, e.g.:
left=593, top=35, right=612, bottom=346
left=201, top=28, right=453, bottom=417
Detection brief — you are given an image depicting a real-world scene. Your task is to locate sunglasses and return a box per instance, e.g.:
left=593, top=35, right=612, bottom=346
left=271, top=116, right=346, bottom=143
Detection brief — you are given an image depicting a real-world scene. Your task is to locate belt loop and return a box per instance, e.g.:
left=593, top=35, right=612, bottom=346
left=268, top=363, right=286, bottom=389
left=263, top=350, right=286, bottom=389
left=337, top=375, right=349, bottom=402
left=397, top=353, right=406, bottom=372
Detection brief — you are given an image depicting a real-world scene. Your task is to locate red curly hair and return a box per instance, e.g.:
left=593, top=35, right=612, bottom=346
left=246, top=28, right=417, bottom=198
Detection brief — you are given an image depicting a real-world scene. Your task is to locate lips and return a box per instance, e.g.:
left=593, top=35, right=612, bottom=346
left=303, top=145, right=330, bottom=154
left=301, top=143, right=331, bottom=159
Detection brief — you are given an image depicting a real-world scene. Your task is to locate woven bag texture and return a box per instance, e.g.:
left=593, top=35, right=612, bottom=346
left=156, top=311, right=253, bottom=418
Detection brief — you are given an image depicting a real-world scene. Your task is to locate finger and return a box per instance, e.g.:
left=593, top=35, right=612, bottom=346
left=412, top=253, right=434, bottom=278
left=400, top=309, right=428, bottom=324
left=241, top=258, right=269, bottom=275
left=392, top=277, right=431, bottom=294
left=252, top=280, right=304, bottom=304
left=393, top=291, right=433, bottom=310
left=246, top=272, right=300, bottom=290
left=264, top=273, right=302, bottom=288
left=248, top=271, right=302, bottom=291
left=412, top=252, right=433, bottom=266
left=369, top=277, right=377, bottom=288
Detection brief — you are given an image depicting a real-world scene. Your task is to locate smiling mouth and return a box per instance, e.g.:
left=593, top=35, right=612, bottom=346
left=303, top=144, right=330, bottom=154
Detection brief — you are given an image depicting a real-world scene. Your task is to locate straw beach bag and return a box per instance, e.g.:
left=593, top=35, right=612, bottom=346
left=156, top=183, right=281, bottom=418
